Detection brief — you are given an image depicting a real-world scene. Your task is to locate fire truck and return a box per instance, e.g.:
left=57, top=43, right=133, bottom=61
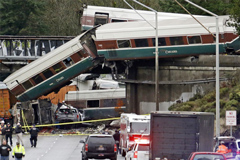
left=120, top=113, right=150, bottom=157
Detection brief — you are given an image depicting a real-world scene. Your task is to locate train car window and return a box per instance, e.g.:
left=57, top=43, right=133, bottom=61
left=170, top=37, right=184, bottom=45
left=117, top=40, right=131, bottom=48
left=187, top=36, right=202, bottom=44
left=52, top=63, right=64, bottom=73
left=135, top=39, right=149, bottom=47
left=43, top=69, right=54, bottom=79
left=111, top=19, right=127, bottom=23
left=94, top=12, right=109, bottom=26
left=22, top=80, right=33, bottom=90
left=63, top=57, right=74, bottom=67
left=152, top=38, right=166, bottom=46
left=87, top=100, right=99, bottom=108
left=32, top=74, right=44, bottom=84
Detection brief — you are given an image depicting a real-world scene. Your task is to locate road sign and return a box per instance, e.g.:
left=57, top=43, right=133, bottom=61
left=226, top=110, right=237, bottom=126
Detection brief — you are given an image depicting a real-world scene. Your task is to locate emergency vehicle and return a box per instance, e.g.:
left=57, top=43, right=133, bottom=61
left=119, top=113, right=150, bottom=157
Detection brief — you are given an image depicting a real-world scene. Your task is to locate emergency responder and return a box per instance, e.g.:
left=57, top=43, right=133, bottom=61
left=29, top=124, right=39, bottom=148
left=15, top=123, right=24, bottom=146
left=216, top=141, right=228, bottom=154
left=0, top=139, right=11, bottom=160
left=113, top=130, right=121, bottom=154
left=12, top=142, right=25, bottom=160
left=5, top=123, right=13, bottom=146
left=0, top=120, right=6, bottom=144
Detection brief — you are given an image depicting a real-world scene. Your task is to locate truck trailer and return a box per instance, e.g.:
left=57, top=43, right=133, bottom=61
left=150, top=111, right=214, bottom=160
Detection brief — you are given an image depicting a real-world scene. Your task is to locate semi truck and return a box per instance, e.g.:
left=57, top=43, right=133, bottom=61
left=120, top=113, right=150, bottom=156
left=150, top=111, right=214, bottom=160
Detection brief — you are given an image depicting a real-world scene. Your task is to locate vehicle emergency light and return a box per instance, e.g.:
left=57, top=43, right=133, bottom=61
left=114, top=144, right=117, bottom=152
left=134, top=151, right=138, bottom=158
left=85, top=144, right=88, bottom=152
left=237, top=151, right=240, bottom=155
left=134, top=139, right=149, bottom=144
left=129, top=135, right=142, bottom=141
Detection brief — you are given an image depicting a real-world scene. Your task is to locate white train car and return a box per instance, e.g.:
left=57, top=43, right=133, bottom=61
left=81, top=5, right=205, bottom=31
left=65, top=88, right=126, bottom=120
left=94, top=15, right=239, bottom=61
left=65, top=88, right=126, bottom=108
left=4, top=28, right=99, bottom=101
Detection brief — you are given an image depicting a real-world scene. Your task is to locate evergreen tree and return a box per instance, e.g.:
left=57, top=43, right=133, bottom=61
left=158, top=0, right=233, bottom=16
left=41, top=0, right=82, bottom=36
left=229, top=0, right=240, bottom=35
left=0, top=0, right=47, bottom=35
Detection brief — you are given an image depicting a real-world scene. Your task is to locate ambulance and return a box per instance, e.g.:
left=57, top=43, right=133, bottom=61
left=119, top=113, right=150, bottom=157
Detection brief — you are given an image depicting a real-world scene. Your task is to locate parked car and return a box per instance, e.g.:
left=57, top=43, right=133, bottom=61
left=125, top=138, right=149, bottom=160
left=214, top=136, right=237, bottom=159
left=188, top=152, right=227, bottom=160
left=55, top=104, right=81, bottom=123
left=80, top=134, right=117, bottom=160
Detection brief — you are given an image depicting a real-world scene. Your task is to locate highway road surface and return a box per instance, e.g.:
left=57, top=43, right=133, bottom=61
left=7, top=134, right=124, bottom=160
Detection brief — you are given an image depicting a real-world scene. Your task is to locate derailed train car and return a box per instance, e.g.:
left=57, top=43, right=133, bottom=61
left=94, top=15, right=239, bottom=61
left=4, top=27, right=100, bottom=102
left=4, top=15, right=240, bottom=102
left=80, top=5, right=205, bottom=31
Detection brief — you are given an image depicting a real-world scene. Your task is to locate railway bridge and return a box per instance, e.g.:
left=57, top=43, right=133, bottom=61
left=1, top=36, right=240, bottom=113
left=124, top=55, right=240, bottom=114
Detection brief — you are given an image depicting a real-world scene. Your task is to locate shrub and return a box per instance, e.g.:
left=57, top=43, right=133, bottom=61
left=203, top=92, right=215, bottom=102
left=225, top=99, right=239, bottom=108
left=220, top=87, right=229, bottom=98
left=189, top=94, right=203, bottom=101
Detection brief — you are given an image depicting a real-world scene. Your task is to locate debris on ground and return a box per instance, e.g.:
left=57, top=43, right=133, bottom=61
left=38, top=125, right=118, bottom=135
left=35, top=120, right=120, bottom=135
left=110, top=119, right=120, bottom=127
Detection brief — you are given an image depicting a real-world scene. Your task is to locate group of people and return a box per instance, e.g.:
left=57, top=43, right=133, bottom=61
left=0, top=121, right=39, bottom=160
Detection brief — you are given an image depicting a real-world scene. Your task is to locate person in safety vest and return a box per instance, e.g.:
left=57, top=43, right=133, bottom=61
left=12, top=142, right=25, bottom=160
left=216, top=141, right=228, bottom=154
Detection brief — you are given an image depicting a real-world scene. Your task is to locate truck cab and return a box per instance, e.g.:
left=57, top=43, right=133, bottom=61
left=120, top=113, right=150, bottom=157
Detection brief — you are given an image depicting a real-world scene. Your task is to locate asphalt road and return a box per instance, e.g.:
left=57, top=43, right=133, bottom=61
left=6, top=134, right=124, bottom=160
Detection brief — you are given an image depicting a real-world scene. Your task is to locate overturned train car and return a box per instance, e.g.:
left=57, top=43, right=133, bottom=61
left=4, top=27, right=100, bottom=102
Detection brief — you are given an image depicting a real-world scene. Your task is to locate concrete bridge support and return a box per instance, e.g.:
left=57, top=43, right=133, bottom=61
left=125, top=55, right=240, bottom=114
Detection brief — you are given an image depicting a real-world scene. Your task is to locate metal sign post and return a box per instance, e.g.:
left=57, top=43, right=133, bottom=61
left=123, top=0, right=159, bottom=111
left=226, top=110, right=237, bottom=136
left=184, top=0, right=220, bottom=138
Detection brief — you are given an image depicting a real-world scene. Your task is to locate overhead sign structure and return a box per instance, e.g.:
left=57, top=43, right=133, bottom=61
left=226, top=110, right=237, bottom=126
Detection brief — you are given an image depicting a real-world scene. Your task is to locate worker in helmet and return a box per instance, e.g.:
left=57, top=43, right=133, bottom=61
left=216, top=141, right=228, bottom=154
